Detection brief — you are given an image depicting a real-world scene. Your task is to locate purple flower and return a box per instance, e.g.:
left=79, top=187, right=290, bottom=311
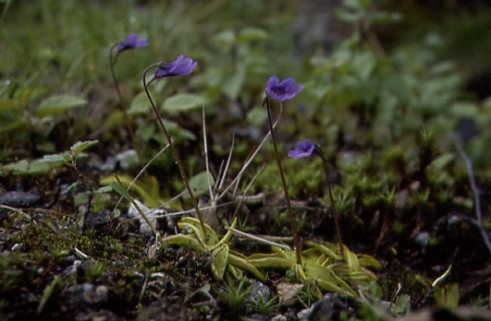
left=265, top=76, right=303, bottom=102
left=155, top=54, right=197, bottom=78
left=288, top=139, right=316, bottom=159
left=117, top=33, right=149, bottom=53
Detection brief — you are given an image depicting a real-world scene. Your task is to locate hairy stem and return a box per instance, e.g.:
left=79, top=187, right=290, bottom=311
left=265, top=98, right=302, bottom=265
left=109, top=45, right=124, bottom=105
left=143, top=63, right=208, bottom=238
left=109, top=45, right=142, bottom=164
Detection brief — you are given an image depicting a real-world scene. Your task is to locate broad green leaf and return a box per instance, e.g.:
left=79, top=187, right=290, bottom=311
left=352, top=51, right=375, bottom=81
left=1, top=141, right=97, bottom=177
left=128, top=92, right=151, bottom=115
left=2, top=159, right=29, bottom=174
left=136, top=124, right=155, bottom=142
left=37, top=94, right=87, bottom=116
left=70, top=140, right=98, bottom=156
left=247, top=106, right=267, bottom=126
left=73, top=192, right=90, bottom=206
left=1, top=159, right=52, bottom=176
left=189, top=171, right=215, bottom=196
left=164, top=120, right=196, bottom=141
left=450, top=102, right=478, bottom=117
left=238, top=27, right=268, bottom=42
left=213, top=30, right=236, bottom=48
left=222, top=67, right=245, bottom=100
left=42, top=154, right=69, bottom=164
left=95, top=185, right=113, bottom=193
left=162, top=94, right=207, bottom=114
left=101, top=111, right=124, bottom=131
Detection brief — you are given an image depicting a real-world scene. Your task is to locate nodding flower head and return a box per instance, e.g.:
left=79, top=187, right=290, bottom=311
left=155, top=54, right=197, bottom=78
left=116, top=33, right=149, bottom=53
left=265, top=76, right=303, bottom=102
left=288, top=139, right=316, bottom=159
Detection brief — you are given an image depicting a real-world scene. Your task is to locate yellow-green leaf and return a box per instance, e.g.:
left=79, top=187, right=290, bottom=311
left=228, top=252, right=265, bottom=281
left=211, top=244, right=229, bottom=280
left=342, top=245, right=360, bottom=272
left=434, top=283, right=459, bottom=309
left=159, top=234, right=202, bottom=250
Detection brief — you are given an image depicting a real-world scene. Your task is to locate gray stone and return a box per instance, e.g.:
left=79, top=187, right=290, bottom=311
left=248, top=281, right=273, bottom=304
left=0, top=191, right=40, bottom=208
left=270, top=315, right=287, bottom=321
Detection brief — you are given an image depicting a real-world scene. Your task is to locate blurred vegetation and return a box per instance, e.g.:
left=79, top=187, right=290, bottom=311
left=0, top=0, right=490, bottom=319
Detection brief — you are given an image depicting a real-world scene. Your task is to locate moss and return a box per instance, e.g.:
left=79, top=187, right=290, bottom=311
left=0, top=213, right=156, bottom=317
left=252, top=157, right=324, bottom=199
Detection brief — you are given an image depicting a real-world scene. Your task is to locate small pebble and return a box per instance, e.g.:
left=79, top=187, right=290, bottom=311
left=115, top=149, right=139, bottom=170
left=297, top=308, right=310, bottom=320
left=248, top=281, right=273, bottom=303
left=248, top=314, right=268, bottom=321
left=94, top=285, right=108, bottom=303
left=414, top=231, right=430, bottom=248
left=0, top=191, right=40, bottom=208
left=302, top=294, right=355, bottom=321
left=85, top=210, right=111, bottom=230
left=270, top=315, right=287, bottom=321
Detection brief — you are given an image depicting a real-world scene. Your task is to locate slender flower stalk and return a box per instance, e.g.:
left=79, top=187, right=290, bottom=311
left=264, top=98, right=302, bottom=265
left=264, top=75, right=303, bottom=264
left=109, top=34, right=149, bottom=160
left=109, top=44, right=124, bottom=105
left=288, top=139, right=343, bottom=252
left=109, top=33, right=149, bottom=112
left=142, top=56, right=208, bottom=238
